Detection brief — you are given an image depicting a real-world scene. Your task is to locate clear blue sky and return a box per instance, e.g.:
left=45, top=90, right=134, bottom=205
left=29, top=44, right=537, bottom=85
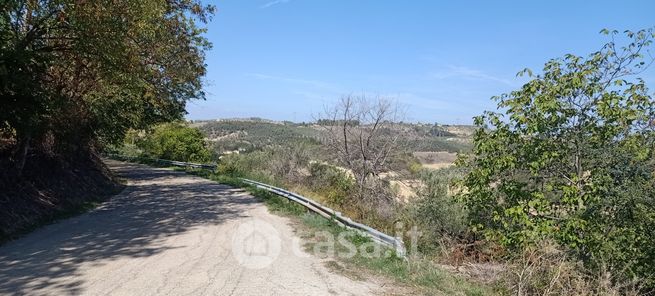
left=185, top=0, right=655, bottom=124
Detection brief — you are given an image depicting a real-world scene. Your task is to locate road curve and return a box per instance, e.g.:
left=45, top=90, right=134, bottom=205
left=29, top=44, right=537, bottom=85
left=0, top=160, right=383, bottom=295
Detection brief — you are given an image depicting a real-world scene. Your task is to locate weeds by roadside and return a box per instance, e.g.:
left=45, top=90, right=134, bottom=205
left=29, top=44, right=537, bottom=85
left=163, top=162, right=495, bottom=295
left=121, top=156, right=648, bottom=296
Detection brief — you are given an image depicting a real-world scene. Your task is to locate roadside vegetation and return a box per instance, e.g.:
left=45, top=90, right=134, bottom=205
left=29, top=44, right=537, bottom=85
left=118, top=28, right=655, bottom=296
left=458, top=29, right=655, bottom=293
left=115, top=122, right=213, bottom=163
left=0, top=0, right=214, bottom=241
left=3, top=2, right=653, bottom=294
left=148, top=165, right=492, bottom=296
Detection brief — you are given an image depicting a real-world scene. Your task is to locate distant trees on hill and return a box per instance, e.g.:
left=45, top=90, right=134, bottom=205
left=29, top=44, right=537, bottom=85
left=315, top=119, right=361, bottom=126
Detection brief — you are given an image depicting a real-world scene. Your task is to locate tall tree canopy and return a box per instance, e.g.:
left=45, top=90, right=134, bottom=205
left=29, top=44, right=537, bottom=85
left=0, top=0, right=214, bottom=171
left=459, top=29, right=655, bottom=286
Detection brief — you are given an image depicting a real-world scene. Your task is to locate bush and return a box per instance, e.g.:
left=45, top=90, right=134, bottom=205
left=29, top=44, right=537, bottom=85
left=307, top=162, right=354, bottom=207
left=138, top=122, right=212, bottom=163
left=216, top=151, right=270, bottom=179
left=267, top=142, right=313, bottom=182
left=501, top=241, right=641, bottom=296
left=217, top=143, right=312, bottom=184
left=408, top=167, right=470, bottom=256
left=458, top=29, right=655, bottom=290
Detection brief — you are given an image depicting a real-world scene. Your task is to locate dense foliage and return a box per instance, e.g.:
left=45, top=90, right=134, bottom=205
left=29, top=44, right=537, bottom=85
left=1, top=0, right=213, bottom=171
left=413, top=168, right=468, bottom=240
left=137, top=123, right=212, bottom=163
left=458, top=29, right=655, bottom=288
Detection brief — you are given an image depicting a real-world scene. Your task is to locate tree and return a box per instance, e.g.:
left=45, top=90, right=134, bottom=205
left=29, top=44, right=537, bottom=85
left=0, top=0, right=214, bottom=172
left=268, top=141, right=312, bottom=183
left=317, top=95, right=404, bottom=214
left=458, top=29, right=655, bottom=287
left=139, top=123, right=211, bottom=163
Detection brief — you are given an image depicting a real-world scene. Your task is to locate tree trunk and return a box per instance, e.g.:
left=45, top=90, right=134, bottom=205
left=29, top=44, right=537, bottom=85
left=14, top=134, right=31, bottom=176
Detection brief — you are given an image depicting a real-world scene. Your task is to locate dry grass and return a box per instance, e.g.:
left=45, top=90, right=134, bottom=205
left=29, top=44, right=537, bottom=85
left=501, top=241, right=643, bottom=296
left=413, top=151, right=457, bottom=170
left=389, top=180, right=421, bottom=202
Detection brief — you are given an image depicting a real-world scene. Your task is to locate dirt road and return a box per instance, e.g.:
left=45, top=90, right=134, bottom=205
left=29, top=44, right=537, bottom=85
left=0, top=160, right=383, bottom=295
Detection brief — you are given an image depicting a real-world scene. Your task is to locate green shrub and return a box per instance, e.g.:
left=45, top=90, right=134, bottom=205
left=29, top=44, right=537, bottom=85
left=218, top=141, right=313, bottom=181
left=307, top=162, right=354, bottom=207
left=137, top=122, right=212, bottom=163
left=409, top=167, right=469, bottom=254
left=217, top=151, right=270, bottom=179
left=458, top=29, right=655, bottom=289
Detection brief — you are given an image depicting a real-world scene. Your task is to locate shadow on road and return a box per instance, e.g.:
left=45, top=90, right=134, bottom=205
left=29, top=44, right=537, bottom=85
left=0, top=161, right=257, bottom=295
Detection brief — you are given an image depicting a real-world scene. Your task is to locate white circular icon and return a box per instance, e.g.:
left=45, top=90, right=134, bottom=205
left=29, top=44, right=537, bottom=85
left=231, top=219, right=282, bottom=269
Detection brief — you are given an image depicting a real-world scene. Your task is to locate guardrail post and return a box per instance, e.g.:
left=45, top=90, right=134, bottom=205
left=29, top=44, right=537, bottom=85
left=394, top=237, right=406, bottom=258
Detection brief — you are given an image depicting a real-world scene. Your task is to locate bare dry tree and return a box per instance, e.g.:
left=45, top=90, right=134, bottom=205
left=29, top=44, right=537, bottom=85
left=316, top=95, right=405, bottom=212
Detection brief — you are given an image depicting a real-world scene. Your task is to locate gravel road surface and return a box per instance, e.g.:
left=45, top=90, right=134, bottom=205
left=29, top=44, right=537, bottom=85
left=0, top=160, right=383, bottom=295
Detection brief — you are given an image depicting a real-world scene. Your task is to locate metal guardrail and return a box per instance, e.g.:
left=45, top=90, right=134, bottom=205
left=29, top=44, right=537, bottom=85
left=240, top=178, right=406, bottom=257
left=105, top=153, right=406, bottom=257
left=105, top=153, right=217, bottom=170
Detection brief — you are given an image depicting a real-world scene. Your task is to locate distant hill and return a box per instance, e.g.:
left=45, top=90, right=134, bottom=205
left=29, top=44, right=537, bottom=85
left=196, top=120, right=319, bottom=153
left=189, top=117, right=289, bottom=127
left=194, top=118, right=474, bottom=154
